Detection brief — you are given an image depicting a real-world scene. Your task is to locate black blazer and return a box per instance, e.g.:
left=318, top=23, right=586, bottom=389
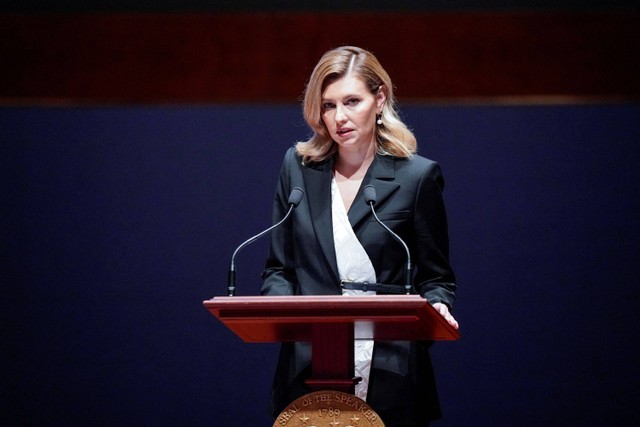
left=261, top=147, right=457, bottom=425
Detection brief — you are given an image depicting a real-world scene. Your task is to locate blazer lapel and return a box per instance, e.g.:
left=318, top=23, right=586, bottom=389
left=348, top=155, right=400, bottom=229
left=300, top=154, right=400, bottom=284
left=301, top=158, right=340, bottom=284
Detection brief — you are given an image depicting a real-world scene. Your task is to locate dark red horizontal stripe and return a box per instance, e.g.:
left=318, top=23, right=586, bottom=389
left=1, top=12, right=638, bottom=103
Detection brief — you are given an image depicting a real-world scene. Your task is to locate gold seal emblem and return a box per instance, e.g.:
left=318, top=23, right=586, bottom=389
left=273, top=391, right=385, bottom=426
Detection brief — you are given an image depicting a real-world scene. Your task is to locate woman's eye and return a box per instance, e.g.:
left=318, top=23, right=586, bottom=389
left=347, top=98, right=360, bottom=106
left=322, top=103, right=335, bottom=110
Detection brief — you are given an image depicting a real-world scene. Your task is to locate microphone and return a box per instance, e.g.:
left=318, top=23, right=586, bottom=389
left=363, top=185, right=414, bottom=294
left=227, top=187, right=304, bottom=296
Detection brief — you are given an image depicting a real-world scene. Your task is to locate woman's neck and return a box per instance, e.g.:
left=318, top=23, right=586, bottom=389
left=334, top=143, right=376, bottom=179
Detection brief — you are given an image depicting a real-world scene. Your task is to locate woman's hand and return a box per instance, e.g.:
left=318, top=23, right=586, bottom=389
left=432, top=303, right=459, bottom=330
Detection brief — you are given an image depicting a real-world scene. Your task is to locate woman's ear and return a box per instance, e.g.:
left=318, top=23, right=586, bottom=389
left=376, top=85, right=387, bottom=112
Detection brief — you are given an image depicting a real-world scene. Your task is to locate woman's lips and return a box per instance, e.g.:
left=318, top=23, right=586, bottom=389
left=337, top=128, right=353, bottom=136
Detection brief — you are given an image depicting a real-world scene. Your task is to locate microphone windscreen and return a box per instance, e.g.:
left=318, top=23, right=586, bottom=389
left=363, top=185, right=377, bottom=204
left=288, top=187, right=305, bottom=207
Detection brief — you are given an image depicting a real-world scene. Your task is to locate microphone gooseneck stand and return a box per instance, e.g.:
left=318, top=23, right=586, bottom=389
left=227, top=187, right=304, bottom=296
left=363, top=185, right=414, bottom=295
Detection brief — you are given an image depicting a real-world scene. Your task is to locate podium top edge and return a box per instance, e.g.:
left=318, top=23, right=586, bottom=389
left=204, top=294, right=426, bottom=303
left=202, top=295, right=429, bottom=310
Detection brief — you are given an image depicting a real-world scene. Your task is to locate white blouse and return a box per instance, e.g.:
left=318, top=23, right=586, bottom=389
left=331, top=177, right=376, bottom=402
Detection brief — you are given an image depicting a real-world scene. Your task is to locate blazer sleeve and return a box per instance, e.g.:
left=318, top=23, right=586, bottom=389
left=413, top=161, right=457, bottom=308
left=260, top=148, right=298, bottom=296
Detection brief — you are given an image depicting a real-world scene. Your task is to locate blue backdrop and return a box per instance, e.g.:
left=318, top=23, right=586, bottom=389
left=2, top=103, right=639, bottom=425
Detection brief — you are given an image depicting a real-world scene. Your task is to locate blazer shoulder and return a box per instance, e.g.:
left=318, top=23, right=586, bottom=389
left=282, top=146, right=300, bottom=165
left=395, top=154, right=443, bottom=180
left=278, top=146, right=325, bottom=189
left=412, top=154, right=440, bottom=169
left=281, top=146, right=329, bottom=169
left=279, top=146, right=305, bottom=177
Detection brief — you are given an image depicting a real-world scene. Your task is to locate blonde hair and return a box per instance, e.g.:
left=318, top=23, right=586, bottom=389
left=296, top=46, right=417, bottom=164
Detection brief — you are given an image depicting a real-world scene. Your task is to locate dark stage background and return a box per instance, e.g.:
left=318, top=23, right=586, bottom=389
left=2, top=103, right=639, bottom=425
left=2, top=1, right=640, bottom=426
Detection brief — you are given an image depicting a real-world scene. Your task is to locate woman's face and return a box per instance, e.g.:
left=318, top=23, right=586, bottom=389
left=321, top=74, right=385, bottom=154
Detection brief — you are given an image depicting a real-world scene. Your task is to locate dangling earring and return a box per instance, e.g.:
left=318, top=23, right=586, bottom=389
left=376, top=114, right=383, bottom=125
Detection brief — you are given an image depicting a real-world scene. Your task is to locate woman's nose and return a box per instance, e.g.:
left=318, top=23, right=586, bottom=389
left=335, top=104, right=347, bottom=123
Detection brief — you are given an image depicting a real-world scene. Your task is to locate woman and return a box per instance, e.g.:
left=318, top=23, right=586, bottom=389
left=261, top=46, right=458, bottom=426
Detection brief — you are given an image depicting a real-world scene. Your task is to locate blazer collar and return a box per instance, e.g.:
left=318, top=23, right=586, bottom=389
left=301, top=154, right=401, bottom=284
left=301, top=157, right=339, bottom=284
left=348, top=154, right=400, bottom=228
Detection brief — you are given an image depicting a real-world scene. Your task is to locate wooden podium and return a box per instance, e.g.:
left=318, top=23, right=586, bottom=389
left=203, top=295, right=460, bottom=393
